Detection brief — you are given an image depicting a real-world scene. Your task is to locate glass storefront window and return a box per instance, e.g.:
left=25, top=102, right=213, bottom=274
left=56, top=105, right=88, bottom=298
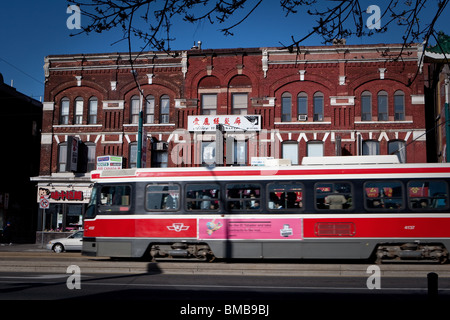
left=44, top=203, right=84, bottom=231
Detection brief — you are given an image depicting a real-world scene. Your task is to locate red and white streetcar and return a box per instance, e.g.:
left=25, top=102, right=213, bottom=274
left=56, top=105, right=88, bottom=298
left=82, top=156, right=450, bottom=263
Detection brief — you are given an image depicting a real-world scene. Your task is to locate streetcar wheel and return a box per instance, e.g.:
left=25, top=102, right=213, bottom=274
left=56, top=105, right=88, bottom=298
left=52, top=243, right=64, bottom=253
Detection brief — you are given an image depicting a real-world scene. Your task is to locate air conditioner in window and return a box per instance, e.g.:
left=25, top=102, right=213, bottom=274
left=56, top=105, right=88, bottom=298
left=298, top=114, right=308, bottom=121
left=153, top=142, right=168, bottom=151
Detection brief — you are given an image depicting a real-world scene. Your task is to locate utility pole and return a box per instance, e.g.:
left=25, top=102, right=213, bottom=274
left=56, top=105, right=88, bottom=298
left=137, top=94, right=143, bottom=168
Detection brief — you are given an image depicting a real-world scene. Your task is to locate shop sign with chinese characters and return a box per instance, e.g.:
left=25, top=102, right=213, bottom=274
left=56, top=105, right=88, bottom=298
left=188, top=115, right=261, bottom=132
left=38, top=186, right=91, bottom=203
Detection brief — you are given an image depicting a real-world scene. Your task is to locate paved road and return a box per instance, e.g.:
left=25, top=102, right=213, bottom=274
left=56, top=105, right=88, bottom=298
left=0, top=270, right=448, bottom=317
left=1, top=245, right=449, bottom=317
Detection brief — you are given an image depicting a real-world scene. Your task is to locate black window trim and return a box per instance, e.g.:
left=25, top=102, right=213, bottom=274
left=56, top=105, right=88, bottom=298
left=145, top=182, right=181, bottom=212
left=407, top=179, right=449, bottom=211
left=225, top=182, right=262, bottom=212
left=363, top=180, right=405, bottom=212
left=267, top=181, right=305, bottom=212
left=185, top=182, right=221, bottom=212
left=98, top=184, right=133, bottom=214
left=314, top=181, right=354, bottom=211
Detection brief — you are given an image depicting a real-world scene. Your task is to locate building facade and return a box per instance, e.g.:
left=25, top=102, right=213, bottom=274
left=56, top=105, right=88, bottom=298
left=33, top=42, right=428, bottom=235
left=0, top=73, right=42, bottom=242
left=424, top=32, right=450, bottom=163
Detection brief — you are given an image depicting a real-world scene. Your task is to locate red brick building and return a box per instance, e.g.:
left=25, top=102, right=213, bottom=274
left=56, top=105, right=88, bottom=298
left=33, top=42, right=428, bottom=234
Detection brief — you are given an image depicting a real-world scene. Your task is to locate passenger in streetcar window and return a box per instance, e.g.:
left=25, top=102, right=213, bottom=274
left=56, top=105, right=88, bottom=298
left=200, top=190, right=212, bottom=210
left=163, top=194, right=174, bottom=209
left=325, top=190, right=347, bottom=209
left=186, top=185, right=220, bottom=211
left=368, top=200, right=382, bottom=208
left=250, top=200, right=260, bottom=209
left=274, top=202, right=283, bottom=209
left=228, top=201, right=240, bottom=210
left=226, top=183, right=261, bottom=211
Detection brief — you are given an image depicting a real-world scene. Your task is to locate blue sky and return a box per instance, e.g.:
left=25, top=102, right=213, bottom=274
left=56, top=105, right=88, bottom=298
left=0, top=0, right=449, bottom=101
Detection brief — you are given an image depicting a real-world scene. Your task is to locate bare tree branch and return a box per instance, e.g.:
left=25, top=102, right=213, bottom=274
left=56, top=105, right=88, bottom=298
left=68, top=0, right=449, bottom=58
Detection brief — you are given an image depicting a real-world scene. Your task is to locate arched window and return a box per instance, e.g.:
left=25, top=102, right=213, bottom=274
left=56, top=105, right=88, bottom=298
left=361, top=91, right=372, bottom=121
left=129, top=142, right=138, bottom=168
left=297, top=92, right=307, bottom=120
left=85, top=142, right=96, bottom=171
left=377, top=91, right=388, bottom=121
left=282, top=141, right=298, bottom=165
left=229, top=75, right=251, bottom=116
left=313, top=92, right=324, bottom=122
left=74, top=97, right=83, bottom=124
left=88, top=97, right=98, bottom=124
left=389, top=140, right=406, bottom=163
left=281, top=92, right=292, bottom=122
left=394, top=90, right=405, bottom=121
left=199, top=76, right=220, bottom=115
left=232, top=93, right=248, bottom=115
left=362, top=140, right=379, bottom=155
left=160, top=95, right=170, bottom=123
left=145, top=95, right=155, bottom=123
left=58, top=142, right=68, bottom=172
left=130, top=95, right=140, bottom=124
left=201, top=94, right=217, bottom=115
left=307, top=141, right=324, bottom=157
left=60, top=97, right=69, bottom=125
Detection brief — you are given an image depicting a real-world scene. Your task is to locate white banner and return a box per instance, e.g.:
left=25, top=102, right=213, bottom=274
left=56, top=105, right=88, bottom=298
left=188, top=115, right=261, bottom=132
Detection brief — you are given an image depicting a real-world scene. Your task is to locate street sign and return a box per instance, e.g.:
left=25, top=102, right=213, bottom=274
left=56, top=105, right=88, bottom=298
left=39, top=198, right=49, bottom=209
left=96, top=155, right=123, bottom=170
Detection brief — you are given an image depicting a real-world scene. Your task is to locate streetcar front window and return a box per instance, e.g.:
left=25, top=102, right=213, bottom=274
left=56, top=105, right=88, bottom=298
left=85, top=186, right=98, bottom=219
left=99, top=185, right=132, bottom=213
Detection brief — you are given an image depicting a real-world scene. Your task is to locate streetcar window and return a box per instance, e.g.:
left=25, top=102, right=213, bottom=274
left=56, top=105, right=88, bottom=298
left=408, top=180, right=448, bottom=210
left=226, top=184, right=261, bottom=211
left=99, top=185, right=131, bottom=213
left=268, top=183, right=304, bottom=211
left=364, top=181, right=403, bottom=211
left=315, top=182, right=352, bottom=210
left=186, top=184, right=220, bottom=211
left=146, top=184, right=180, bottom=211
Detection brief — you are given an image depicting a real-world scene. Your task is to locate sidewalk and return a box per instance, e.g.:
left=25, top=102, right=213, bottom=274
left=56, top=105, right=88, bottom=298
left=0, top=243, right=47, bottom=252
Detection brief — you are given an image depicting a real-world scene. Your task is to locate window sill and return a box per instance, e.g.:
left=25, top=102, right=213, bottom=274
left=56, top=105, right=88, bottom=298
left=355, top=120, right=413, bottom=124
left=123, top=123, right=176, bottom=127
left=53, top=124, right=102, bottom=128
left=274, top=121, right=332, bottom=125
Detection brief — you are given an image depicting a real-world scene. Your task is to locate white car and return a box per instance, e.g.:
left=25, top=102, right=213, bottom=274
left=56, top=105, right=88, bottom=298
left=46, top=230, right=83, bottom=253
